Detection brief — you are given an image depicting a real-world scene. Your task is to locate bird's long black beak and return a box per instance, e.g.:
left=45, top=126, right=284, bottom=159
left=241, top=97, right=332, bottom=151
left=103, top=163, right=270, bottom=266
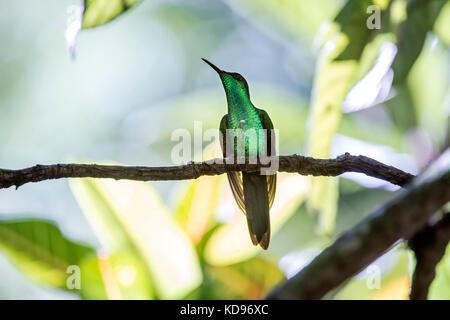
left=202, top=58, right=223, bottom=74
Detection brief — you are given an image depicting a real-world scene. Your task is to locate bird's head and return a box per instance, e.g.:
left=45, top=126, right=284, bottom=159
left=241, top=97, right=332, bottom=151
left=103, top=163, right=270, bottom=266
left=202, top=58, right=250, bottom=98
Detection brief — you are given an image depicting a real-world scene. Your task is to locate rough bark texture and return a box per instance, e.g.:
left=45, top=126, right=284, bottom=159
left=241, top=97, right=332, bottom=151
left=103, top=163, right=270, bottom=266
left=0, top=153, right=414, bottom=189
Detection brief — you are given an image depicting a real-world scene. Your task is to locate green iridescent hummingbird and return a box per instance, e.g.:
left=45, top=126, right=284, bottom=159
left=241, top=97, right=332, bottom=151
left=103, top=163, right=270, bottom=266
left=202, top=58, right=277, bottom=249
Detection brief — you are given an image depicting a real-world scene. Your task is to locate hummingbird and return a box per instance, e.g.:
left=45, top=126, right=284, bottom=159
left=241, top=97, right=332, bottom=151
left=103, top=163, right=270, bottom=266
left=202, top=58, right=277, bottom=249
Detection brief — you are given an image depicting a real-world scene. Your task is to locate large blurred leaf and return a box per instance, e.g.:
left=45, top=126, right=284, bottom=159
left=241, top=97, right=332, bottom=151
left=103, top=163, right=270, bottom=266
left=175, top=144, right=223, bottom=245
left=70, top=178, right=137, bottom=253
left=434, top=0, right=450, bottom=45
left=307, top=0, right=389, bottom=235
left=334, top=0, right=381, bottom=60
left=0, top=218, right=106, bottom=299
left=383, top=82, right=418, bottom=131
left=95, top=250, right=155, bottom=300
left=204, top=173, right=309, bottom=266
left=82, top=0, right=140, bottom=29
left=407, top=34, right=449, bottom=144
left=70, top=175, right=202, bottom=299
left=187, top=257, right=284, bottom=299
left=392, top=0, right=447, bottom=84
left=428, top=243, right=450, bottom=299
left=206, top=258, right=284, bottom=299
left=378, top=0, right=447, bottom=132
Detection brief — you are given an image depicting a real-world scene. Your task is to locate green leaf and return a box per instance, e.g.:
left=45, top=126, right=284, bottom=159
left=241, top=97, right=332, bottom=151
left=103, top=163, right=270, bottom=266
left=70, top=178, right=136, bottom=253
left=0, top=218, right=106, bottom=299
left=204, top=173, right=309, bottom=266
left=383, top=82, right=418, bottom=131
left=434, top=0, right=450, bottom=45
left=428, top=242, right=450, bottom=299
left=392, top=0, right=447, bottom=84
left=311, top=176, right=340, bottom=235
left=334, top=0, right=377, bottom=60
left=174, top=144, right=223, bottom=245
left=70, top=174, right=202, bottom=299
left=189, top=257, right=284, bottom=299
left=82, top=0, right=140, bottom=29
left=70, top=177, right=156, bottom=299
left=407, top=34, right=449, bottom=143
left=77, top=253, right=109, bottom=299
left=94, top=250, right=155, bottom=300
left=307, top=0, right=388, bottom=236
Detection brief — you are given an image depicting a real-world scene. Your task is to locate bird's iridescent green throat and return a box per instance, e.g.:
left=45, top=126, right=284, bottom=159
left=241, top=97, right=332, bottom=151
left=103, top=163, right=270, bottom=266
left=202, top=58, right=264, bottom=156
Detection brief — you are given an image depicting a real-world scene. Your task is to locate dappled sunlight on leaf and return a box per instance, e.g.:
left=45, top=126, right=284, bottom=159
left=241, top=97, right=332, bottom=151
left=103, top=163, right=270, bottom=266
left=373, top=276, right=410, bottom=300
left=96, top=250, right=154, bottom=300
left=205, top=258, right=285, bottom=299
left=70, top=178, right=155, bottom=299
left=70, top=173, right=202, bottom=299
left=307, top=52, right=355, bottom=235
left=175, top=143, right=223, bottom=244
left=96, top=252, right=122, bottom=300
left=94, top=179, right=202, bottom=299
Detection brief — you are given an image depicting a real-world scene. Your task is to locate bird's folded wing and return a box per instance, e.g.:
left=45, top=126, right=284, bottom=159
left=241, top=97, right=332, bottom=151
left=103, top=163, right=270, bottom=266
left=220, top=114, right=246, bottom=214
left=256, top=108, right=277, bottom=209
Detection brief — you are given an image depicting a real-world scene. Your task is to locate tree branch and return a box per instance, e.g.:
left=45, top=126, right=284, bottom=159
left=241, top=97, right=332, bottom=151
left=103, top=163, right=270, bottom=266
left=266, top=161, right=450, bottom=300
left=408, top=213, right=450, bottom=300
left=0, top=153, right=413, bottom=189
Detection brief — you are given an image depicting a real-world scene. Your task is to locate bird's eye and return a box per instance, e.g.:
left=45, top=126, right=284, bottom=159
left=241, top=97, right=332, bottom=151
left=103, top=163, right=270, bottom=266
left=231, top=73, right=243, bottom=81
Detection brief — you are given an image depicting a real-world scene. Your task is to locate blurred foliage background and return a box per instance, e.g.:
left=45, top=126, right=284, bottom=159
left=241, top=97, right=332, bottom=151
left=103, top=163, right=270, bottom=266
left=0, top=0, right=449, bottom=299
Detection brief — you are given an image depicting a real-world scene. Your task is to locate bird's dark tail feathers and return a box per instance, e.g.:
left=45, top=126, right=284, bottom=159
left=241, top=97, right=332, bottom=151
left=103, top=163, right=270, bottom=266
left=242, top=171, right=271, bottom=249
